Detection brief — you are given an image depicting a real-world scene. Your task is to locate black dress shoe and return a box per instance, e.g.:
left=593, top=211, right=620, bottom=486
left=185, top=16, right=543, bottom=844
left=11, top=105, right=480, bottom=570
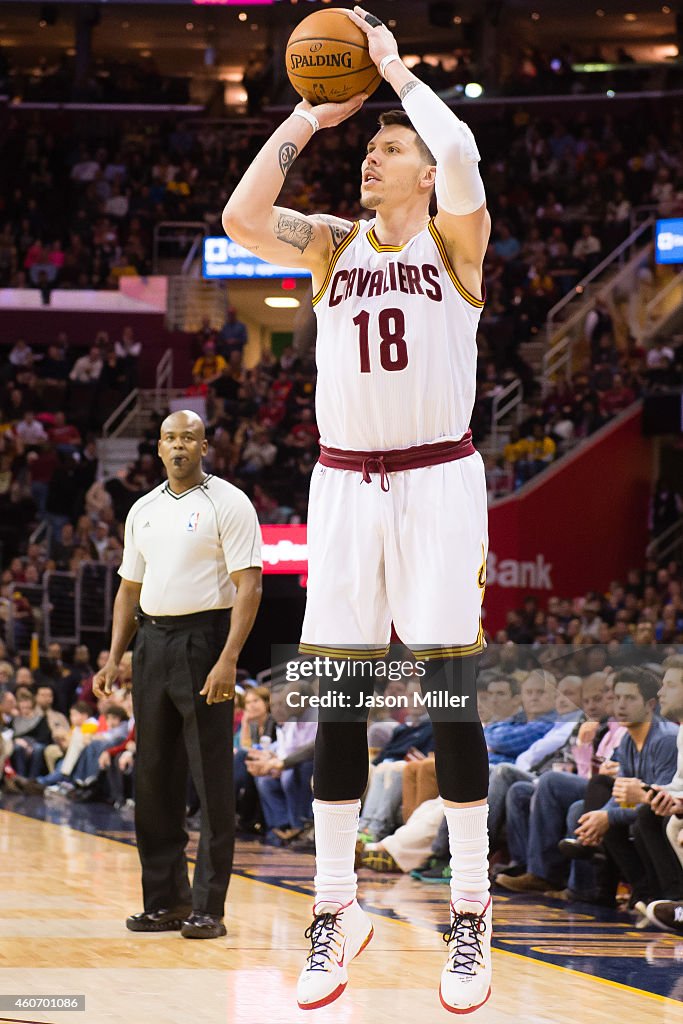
left=126, top=906, right=192, bottom=932
left=558, top=838, right=605, bottom=863
left=7, top=775, right=44, bottom=795
left=22, top=779, right=46, bottom=796
left=180, top=911, right=227, bottom=939
left=491, top=862, right=526, bottom=879
left=68, top=784, right=99, bottom=803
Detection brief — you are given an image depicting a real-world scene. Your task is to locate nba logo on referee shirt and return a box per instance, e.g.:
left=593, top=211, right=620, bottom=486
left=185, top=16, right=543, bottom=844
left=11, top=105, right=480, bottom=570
left=186, top=512, right=200, bottom=532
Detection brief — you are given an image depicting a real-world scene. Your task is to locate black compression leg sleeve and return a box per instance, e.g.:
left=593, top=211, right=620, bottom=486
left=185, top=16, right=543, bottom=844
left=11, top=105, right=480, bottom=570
left=431, top=721, right=490, bottom=803
left=313, top=721, right=370, bottom=801
left=419, top=654, right=489, bottom=803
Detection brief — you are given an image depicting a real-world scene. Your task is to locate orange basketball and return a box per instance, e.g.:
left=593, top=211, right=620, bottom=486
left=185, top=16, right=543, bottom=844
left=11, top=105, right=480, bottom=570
left=286, top=8, right=381, bottom=106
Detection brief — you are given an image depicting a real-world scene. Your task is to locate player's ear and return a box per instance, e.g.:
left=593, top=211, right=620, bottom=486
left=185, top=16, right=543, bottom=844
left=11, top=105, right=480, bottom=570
left=420, top=164, right=436, bottom=192
left=201, top=439, right=209, bottom=456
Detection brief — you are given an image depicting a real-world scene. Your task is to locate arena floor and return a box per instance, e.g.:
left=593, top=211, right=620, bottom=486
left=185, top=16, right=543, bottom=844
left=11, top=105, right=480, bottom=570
left=1, top=798, right=681, bottom=1024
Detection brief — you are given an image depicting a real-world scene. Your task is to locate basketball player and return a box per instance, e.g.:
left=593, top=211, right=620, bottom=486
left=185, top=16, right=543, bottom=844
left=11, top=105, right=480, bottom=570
left=223, top=7, right=491, bottom=1014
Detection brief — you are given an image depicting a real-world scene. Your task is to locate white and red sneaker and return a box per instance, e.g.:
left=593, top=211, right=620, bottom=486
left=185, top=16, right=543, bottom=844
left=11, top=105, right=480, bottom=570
left=439, top=897, right=492, bottom=1014
left=296, top=899, right=374, bottom=1010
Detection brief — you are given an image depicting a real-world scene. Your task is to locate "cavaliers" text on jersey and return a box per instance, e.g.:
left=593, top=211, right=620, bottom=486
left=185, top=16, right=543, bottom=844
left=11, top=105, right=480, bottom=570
left=312, top=218, right=485, bottom=452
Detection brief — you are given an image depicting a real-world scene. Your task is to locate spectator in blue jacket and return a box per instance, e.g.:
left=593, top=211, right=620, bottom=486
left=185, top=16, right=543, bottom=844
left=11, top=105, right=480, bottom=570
left=585, top=668, right=679, bottom=906
left=487, top=673, right=580, bottom=846
left=500, top=667, right=679, bottom=905
left=485, top=670, right=557, bottom=766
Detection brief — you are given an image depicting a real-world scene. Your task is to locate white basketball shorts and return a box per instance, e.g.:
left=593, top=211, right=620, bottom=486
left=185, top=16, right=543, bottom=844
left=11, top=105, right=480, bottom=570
left=300, top=452, right=488, bottom=656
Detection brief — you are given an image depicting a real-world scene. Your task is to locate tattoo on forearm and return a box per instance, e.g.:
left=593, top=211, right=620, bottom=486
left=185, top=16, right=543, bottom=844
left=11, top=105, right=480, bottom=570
left=278, top=142, right=299, bottom=178
left=400, top=81, right=420, bottom=101
left=276, top=213, right=314, bottom=253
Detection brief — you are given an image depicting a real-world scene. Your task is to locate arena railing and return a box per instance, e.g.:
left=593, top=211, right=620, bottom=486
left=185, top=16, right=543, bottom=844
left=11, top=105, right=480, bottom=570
left=153, top=222, right=208, bottom=275
left=156, top=348, right=174, bottom=396
left=28, top=519, right=52, bottom=552
left=181, top=233, right=206, bottom=278
left=641, top=268, right=683, bottom=346
left=488, top=378, right=523, bottom=452
left=542, top=217, right=656, bottom=391
left=647, top=517, right=683, bottom=564
left=166, top=276, right=229, bottom=333
left=43, top=571, right=80, bottom=649
left=102, top=389, right=140, bottom=439
left=3, top=563, right=118, bottom=659
left=544, top=217, right=655, bottom=347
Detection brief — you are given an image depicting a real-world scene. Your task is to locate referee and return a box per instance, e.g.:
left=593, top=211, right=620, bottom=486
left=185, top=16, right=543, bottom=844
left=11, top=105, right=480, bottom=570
left=94, top=410, right=262, bottom=939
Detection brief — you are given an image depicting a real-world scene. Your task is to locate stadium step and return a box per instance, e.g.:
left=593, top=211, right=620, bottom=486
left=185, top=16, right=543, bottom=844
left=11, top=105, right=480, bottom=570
left=96, top=437, right=141, bottom=480
left=518, top=340, right=545, bottom=375
left=166, top=276, right=227, bottom=333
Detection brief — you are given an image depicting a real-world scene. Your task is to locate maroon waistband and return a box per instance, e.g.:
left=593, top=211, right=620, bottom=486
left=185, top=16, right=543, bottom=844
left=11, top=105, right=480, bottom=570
left=319, top=433, right=475, bottom=492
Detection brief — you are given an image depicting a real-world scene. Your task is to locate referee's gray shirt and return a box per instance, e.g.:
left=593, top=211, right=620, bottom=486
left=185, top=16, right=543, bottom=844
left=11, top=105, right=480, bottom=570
left=118, top=475, right=262, bottom=616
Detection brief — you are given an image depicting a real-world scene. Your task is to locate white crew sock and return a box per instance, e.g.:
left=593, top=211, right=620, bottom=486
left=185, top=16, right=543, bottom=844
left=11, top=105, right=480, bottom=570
left=313, top=799, right=360, bottom=907
left=445, top=804, right=490, bottom=907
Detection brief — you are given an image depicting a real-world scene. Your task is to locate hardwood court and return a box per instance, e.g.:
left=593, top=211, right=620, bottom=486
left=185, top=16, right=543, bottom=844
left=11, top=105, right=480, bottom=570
left=0, top=808, right=681, bottom=1024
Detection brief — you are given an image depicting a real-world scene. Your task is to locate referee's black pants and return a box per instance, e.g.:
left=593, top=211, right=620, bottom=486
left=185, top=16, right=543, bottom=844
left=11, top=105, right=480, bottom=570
left=132, top=609, right=234, bottom=917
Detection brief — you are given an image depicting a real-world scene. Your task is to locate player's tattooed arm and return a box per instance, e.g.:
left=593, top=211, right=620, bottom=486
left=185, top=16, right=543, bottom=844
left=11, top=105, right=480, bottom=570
left=399, top=81, right=420, bottom=101
left=276, top=212, right=315, bottom=253
left=278, top=141, right=299, bottom=178
left=314, top=214, right=354, bottom=254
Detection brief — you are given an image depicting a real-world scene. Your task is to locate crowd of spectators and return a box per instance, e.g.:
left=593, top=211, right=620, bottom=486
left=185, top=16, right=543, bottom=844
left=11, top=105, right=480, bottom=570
left=185, top=317, right=319, bottom=524
left=1, top=99, right=682, bottom=305
left=22, top=58, right=189, bottom=107
left=353, top=559, right=683, bottom=889
left=486, top=312, right=683, bottom=495
left=1, top=30, right=683, bottom=975
left=496, top=44, right=683, bottom=98
left=0, top=640, right=317, bottom=847
left=0, top=316, right=319, bottom=579
left=0, top=326, right=148, bottom=583
left=2, top=567, right=682, bottom=935
left=353, top=653, right=683, bottom=940
left=0, top=643, right=136, bottom=807
left=1, top=217, right=682, bottom=899
left=4, top=31, right=683, bottom=110
left=3, top=97, right=681, bottom=484
left=2, top=95, right=683, bottom=640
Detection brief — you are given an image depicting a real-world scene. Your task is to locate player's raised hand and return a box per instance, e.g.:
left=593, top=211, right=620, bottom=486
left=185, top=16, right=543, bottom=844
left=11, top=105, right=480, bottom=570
left=295, top=94, right=366, bottom=131
left=346, top=6, right=400, bottom=68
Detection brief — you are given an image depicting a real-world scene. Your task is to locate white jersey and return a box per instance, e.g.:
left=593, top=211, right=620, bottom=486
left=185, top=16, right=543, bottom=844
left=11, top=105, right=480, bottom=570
left=312, top=217, right=484, bottom=452
left=118, top=475, right=262, bottom=616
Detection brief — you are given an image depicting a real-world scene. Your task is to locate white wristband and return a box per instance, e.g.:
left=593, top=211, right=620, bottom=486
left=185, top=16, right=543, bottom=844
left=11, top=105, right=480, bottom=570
left=380, top=53, right=402, bottom=79
left=292, top=108, right=319, bottom=133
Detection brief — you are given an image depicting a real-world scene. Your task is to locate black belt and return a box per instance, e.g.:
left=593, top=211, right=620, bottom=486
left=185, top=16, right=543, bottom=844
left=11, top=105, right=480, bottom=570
left=137, top=608, right=229, bottom=629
